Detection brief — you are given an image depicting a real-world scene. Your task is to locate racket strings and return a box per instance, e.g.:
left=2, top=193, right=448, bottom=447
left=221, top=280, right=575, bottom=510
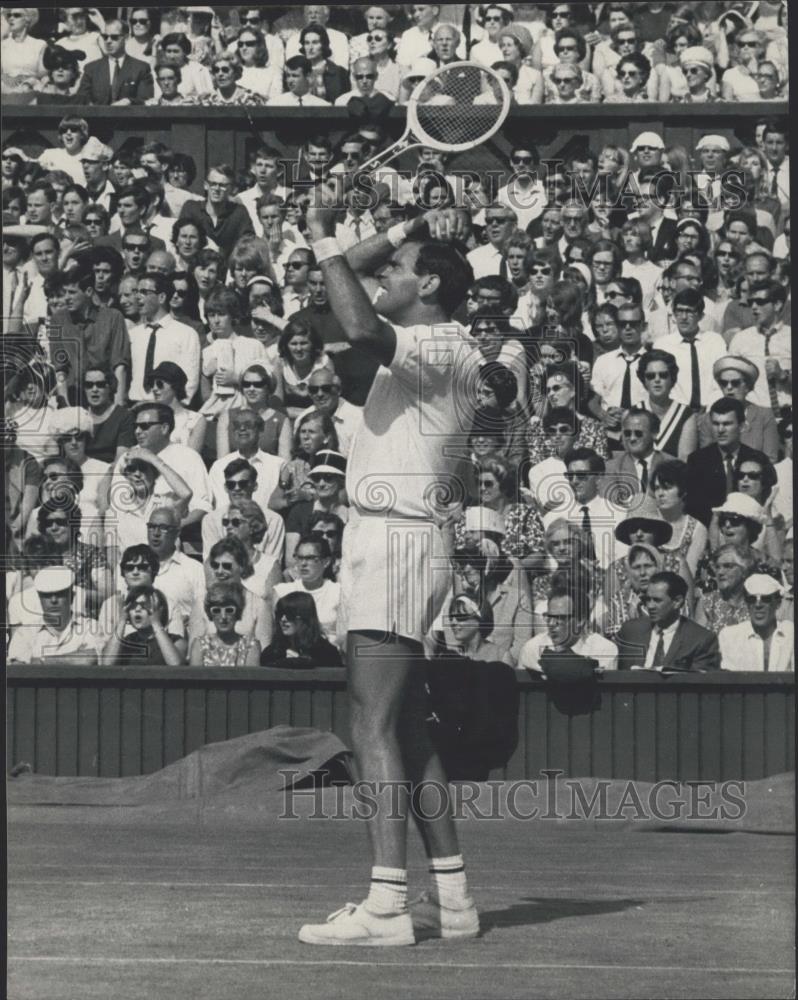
left=414, top=65, right=506, bottom=147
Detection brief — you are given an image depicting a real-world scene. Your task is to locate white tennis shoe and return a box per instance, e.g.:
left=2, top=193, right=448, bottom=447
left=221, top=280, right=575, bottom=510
left=409, top=892, right=480, bottom=940
left=298, top=902, right=416, bottom=946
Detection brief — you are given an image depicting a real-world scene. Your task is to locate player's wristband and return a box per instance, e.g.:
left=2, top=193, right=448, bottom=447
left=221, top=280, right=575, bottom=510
left=312, top=237, right=343, bottom=263
left=386, top=223, right=408, bottom=249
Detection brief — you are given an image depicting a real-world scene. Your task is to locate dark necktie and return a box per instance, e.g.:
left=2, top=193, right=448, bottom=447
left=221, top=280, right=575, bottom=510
left=580, top=505, right=596, bottom=559
left=683, top=337, right=701, bottom=410
left=354, top=218, right=362, bottom=241
left=499, top=256, right=509, bottom=281
left=639, top=458, right=648, bottom=493
left=723, top=453, right=735, bottom=496
left=143, top=323, right=160, bottom=387
left=298, top=94, right=303, bottom=106
left=620, top=356, right=635, bottom=410
left=651, top=627, right=666, bottom=668
left=770, top=169, right=779, bottom=196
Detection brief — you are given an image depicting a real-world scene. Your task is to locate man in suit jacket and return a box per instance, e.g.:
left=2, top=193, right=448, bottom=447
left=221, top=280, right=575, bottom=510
left=606, top=408, right=668, bottom=498
left=77, top=19, right=153, bottom=106
left=616, top=571, right=720, bottom=672
left=686, top=397, right=760, bottom=524
left=633, top=167, right=679, bottom=264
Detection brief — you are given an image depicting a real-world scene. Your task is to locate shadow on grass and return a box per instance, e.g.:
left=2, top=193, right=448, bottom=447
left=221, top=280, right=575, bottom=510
left=480, top=896, right=646, bottom=934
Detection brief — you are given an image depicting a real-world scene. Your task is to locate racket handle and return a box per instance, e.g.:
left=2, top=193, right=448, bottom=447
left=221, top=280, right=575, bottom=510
left=360, top=134, right=419, bottom=174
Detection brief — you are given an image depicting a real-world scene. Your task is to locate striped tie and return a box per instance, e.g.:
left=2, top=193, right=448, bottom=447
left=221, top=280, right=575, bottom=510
left=763, top=330, right=782, bottom=415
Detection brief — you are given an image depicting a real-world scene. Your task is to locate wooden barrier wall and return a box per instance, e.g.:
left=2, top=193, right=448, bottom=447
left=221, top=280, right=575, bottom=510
left=7, top=666, right=794, bottom=782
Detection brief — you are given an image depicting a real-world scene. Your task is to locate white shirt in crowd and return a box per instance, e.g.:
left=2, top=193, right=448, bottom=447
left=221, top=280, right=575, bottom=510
left=655, top=330, right=727, bottom=409
left=718, top=620, right=794, bottom=672
left=128, top=315, right=201, bottom=402
left=642, top=617, right=681, bottom=670
left=591, top=349, right=649, bottom=409
left=518, top=630, right=618, bottom=673
left=295, top=399, right=363, bottom=459
left=208, top=449, right=285, bottom=513
left=274, top=578, right=341, bottom=644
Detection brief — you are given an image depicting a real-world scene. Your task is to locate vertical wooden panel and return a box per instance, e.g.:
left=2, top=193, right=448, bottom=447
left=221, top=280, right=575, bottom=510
left=184, top=687, right=208, bottom=755
left=633, top=691, right=658, bottom=782
left=205, top=688, right=229, bottom=745
left=524, top=686, right=548, bottom=779
left=228, top=688, right=251, bottom=740
left=206, top=125, right=232, bottom=176
left=720, top=691, right=744, bottom=781
left=764, top=691, right=790, bottom=776
left=698, top=692, right=722, bottom=780
left=271, top=690, right=292, bottom=728
left=290, top=689, right=313, bottom=728
left=611, top=690, right=636, bottom=779
left=141, top=687, right=165, bottom=774
left=35, top=687, right=57, bottom=775
left=310, top=687, right=333, bottom=735
left=677, top=690, right=701, bottom=781
left=655, top=691, right=679, bottom=782
left=249, top=688, right=272, bottom=733
left=331, top=688, right=350, bottom=745
left=119, top=687, right=143, bottom=777
left=78, top=686, right=100, bottom=775
left=740, top=691, right=765, bottom=780
left=591, top=691, right=613, bottom=777
left=13, top=686, right=38, bottom=769
left=569, top=708, right=592, bottom=777
left=546, top=699, right=571, bottom=778
left=98, top=687, right=121, bottom=776
left=7, top=687, right=16, bottom=769
left=163, top=687, right=186, bottom=765
left=56, top=686, right=79, bottom=776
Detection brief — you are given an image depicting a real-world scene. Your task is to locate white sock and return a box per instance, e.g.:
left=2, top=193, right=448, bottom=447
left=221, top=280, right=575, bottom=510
left=429, top=855, right=470, bottom=908
left=365, top=866, right=408, bottom=915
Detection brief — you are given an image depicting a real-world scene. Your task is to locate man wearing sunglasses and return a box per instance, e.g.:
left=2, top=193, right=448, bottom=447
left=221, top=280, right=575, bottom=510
left=729, top=280, right=791, bottom=413
left=201, top=456, right=285, bottom=562
left=76, top=18, right=153, bottom=106
left=496, top=145, right=545, bottom=230
left=718, top=574, right=793, bottom=672
left=295, top=372, right=363, bottom=459
left=696, top=356, right=779, bottom=461
left=686, top=397, right=761, bottom=525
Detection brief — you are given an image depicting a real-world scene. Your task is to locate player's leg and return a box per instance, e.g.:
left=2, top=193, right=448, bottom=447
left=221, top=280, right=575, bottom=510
left=298, top=629, right=417, bottom=946
left=398, top=661, right=480, bottom=940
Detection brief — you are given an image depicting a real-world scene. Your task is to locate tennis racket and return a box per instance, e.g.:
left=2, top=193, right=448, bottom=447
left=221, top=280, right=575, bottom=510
left=360, top=61, right=512, bottom=171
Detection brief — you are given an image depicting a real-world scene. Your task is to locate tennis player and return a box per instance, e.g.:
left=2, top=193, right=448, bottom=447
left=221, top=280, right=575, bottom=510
left=298, top=183, right=481, bottom=946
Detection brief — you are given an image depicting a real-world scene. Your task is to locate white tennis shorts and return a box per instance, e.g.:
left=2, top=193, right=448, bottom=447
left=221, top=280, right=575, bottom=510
left=338, top=513, right=452, bottom=644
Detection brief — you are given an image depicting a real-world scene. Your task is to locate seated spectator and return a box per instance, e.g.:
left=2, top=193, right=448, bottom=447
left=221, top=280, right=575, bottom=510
left=469, top=363, right=527, bottom=468
left=650, top=460, right=708, bottom=577
left=431, top=594, right=509, bottom=663
left=52, top=409, right=108, bottom=525
left=526, top=407, right=580, bottom=511
left=200, top=287, right=269, bottom=420
left=200, top=457, right=286, bottom=563
left=148, top=61, right=193, bottom=106
left=309, top=511, right=345, bottom=580
left=77, top=19, right=154, bottom=106
left=190, top=581, right=262, bottom=667
left=274, top=535, right=341, bottom=645
left=677, top=45, right=716, bottom=103
left=728, top=280, right=791, bottom=414
left=721, top=27, right=766, bottom=102
left=208, top=409, right=285, bottom=513
left=606, top=409, right=668, bottom=498
left=178, top=164, right=254, bottom=267
left=82, top=366, right=136, bottom=464
left=37, top=115, right=90, bottom=183
left=694, top=543, right=757, bottom=632
left=453, top=455, right=545, bottom=571
left=497, top=25, right=543, bottom=103
left=217, top=366, right=290, bottom=458
left=532, top=520, right=606, bottom=632
left=129, top=273, right=201, bottom=405
left=57, top=6, right=104, bottom=63
left=615, top=571, right=720, bottom=671
left=101, top=585, right=185, bottom=666
left=201, top=537, right=271, bottom=648
left=544, top=29, right=601, bottom=103
left=156, top=32, right=213, bottom=101
left=7, top=567, right=100, bottom=665
left=518, top=579, right=618, bottom=675
left=269, top=54, right=331, bottom=106
left=636, top=351, right=698, bottom=461
left=470, top=309, right=527, bottom=410
left=284, top=446, right=348, bottom=558
left=292, top=372, right=363, bottom=460
left=222, top=498, right=282, bottom=596
left=2, top=8, right=47, bottom=93
left=336, top=57, right=393, bottom=118
left=728, top=449, right=783, bottom=562
left=605, top=541, right=661, bottom=638
left=234, top=25, right=283, bottom=101
left=296, top=24, right=350, bottom=103
left=148, top=362, right=206, bottom=453
left=199, top=51, right=266, bottom=106
left=273, top=318, right=335, bottom=419
left=719, top=574, right=794, bottom=671
left=261, top=591, right=343, bottom=668
left=696, top=492, right=780, bottom=597
left=528, top=360, right=608, bottom=466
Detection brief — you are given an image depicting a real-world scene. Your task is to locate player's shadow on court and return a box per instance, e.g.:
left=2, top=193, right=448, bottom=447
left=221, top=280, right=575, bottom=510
left=479, top=896, right=646, bottom=933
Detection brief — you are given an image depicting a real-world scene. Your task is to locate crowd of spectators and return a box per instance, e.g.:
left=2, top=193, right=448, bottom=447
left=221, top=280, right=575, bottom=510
left=1, top=4, right=790, bottom=106
left=2, top=3, right=792, bottom=675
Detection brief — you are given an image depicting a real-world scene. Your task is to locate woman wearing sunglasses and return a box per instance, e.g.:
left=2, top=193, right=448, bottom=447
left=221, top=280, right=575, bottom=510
left=102, top=584, right=185, bottom=666
left=235, top=26, right=283, bottom=101
left=217, top=364, right=290, bottom=458
left=1, top=8, right=48, bottom=91
left=199, top=51, right=267, bottom=106
left=200, top=537, right=271, bottom=649
left=190, top=581, right=261, bottom=667
left=126, top=7, right=160, bottom=65
left=223, top=498, right=282, bottom=595
left=148, top=361, right=206, bottom=453
left=261, top=591, right=342, bottom=668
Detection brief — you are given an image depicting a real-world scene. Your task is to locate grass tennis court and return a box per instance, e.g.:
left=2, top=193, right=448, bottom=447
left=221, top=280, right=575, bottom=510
left=8, top=783, right=794, bottom=1000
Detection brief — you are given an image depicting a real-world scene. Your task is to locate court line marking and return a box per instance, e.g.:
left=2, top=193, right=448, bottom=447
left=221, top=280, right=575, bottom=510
left=8, top=879, right=794, bottom=895
left=8, top=957, right=793, bottom=974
